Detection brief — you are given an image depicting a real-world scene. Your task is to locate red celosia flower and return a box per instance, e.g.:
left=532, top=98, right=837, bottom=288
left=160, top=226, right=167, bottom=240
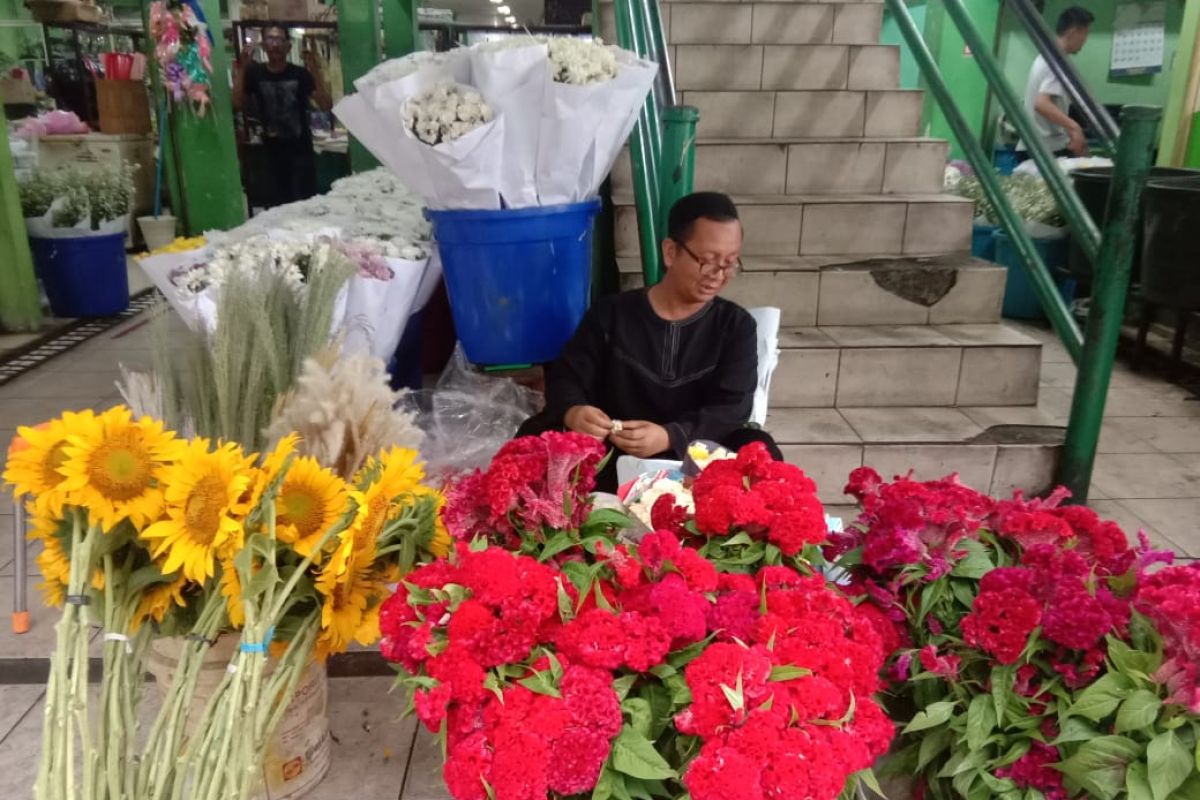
left=650, top=492, right=691, bottom=537
left=961, top=587, right=1042, bottom=664
left=995, top=742, right=1068, bottom=800
left=918, top=644, right=961, bottom=679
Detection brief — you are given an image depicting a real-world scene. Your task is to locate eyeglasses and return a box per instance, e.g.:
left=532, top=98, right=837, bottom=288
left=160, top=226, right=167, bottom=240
left=673, top=239, right=742, bottom=278
left=263, top=35, right=287, bottom=43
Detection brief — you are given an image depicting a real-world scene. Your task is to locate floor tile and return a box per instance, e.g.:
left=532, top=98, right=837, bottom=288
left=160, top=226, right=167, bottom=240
left=822, top=325, right=957, bottom=348
left=313, top=677, right=415, bottom=800
left=400, top=728, right=450, bottom=800
left=1090, top=453, right=1200, bottom=500
left=781, top=444, right=862, bottom=503
left=1095, top=418, right=1159, bottom=454
left=1100, top=417, right=1200, bottom=454
left=1102, top=388, right=1200, bottom=418
left=1087, top=500, right=1164, bottom=549
left=1117, top=499, right=1200, bottom=557
left=961, top=406, right=1065, bottom=428
left=0, top=685, right=43, bottom=744
left=1038, top=362, right=1077, bottom=388
left=840, top=407, right=982, bottom=443
left=0, top=693, right=40, bottom=799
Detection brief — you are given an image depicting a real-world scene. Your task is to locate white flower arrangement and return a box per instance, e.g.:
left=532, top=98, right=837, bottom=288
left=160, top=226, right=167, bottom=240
left=356, top=50, right=453, bottom=89
left=626, top=476, right=693, bottom=531
left=182, top=236, right=312, bottom=297
left=547, top=37, right=619, bottom=85
left=402, top=81, right=495, bottom=146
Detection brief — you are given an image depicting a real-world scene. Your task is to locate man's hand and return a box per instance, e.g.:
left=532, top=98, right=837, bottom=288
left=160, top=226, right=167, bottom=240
left=564, top=405, right=612, bottom=439
left=238, top=43, right=256, bottom=67
left=1067, top=123, right=1088, bottom=156
left=610, top=420, right=670, bottom=458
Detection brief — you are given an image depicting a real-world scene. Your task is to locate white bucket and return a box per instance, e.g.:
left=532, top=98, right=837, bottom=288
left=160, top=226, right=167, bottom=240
left=137, top=215, right=178, bottom=252
left=146, top=636, right=332, bottom=800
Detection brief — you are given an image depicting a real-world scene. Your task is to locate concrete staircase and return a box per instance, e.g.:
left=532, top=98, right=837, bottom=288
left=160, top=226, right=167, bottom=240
left=600, top=0, right=1063, bottom=502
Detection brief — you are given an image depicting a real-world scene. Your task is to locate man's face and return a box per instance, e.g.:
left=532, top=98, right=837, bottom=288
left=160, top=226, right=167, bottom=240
left=661, top=217, right=743, bottom=304
left=1063, top=25, right=1089, bottom=54
left=263, top=28, right=290, bottom=61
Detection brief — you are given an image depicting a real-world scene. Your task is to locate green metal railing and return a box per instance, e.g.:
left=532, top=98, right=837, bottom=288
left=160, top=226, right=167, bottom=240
left=613, top=0, right=698, bottom=286
left=885, top=0, right=1161, bottom=502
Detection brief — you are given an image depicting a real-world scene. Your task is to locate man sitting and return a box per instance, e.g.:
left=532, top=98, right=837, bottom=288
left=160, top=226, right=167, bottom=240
left=518, top=191, right=782, bottom=492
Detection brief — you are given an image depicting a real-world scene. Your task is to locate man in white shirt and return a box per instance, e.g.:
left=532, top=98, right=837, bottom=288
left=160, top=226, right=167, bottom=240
left=1017, top=6, right=1094, bottom=160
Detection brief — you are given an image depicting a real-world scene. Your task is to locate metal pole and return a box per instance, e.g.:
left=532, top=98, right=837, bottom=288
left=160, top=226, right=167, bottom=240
left=1059, top=107, right=1161, bottom=503
left=339, top=0, right=382, bottom=172
left=1005, top=0, right=1120, bottom=152
left=941, top=0, right=1101, bottom=264
left=614, top=0, right=661, bottom=285
left=885, top=0, right=1083, bottom=363
left=13, top=506, right=29, bottom=634
left=657, top=105, right=699, bottom=256
left=643, top=0, right=675, bottom=107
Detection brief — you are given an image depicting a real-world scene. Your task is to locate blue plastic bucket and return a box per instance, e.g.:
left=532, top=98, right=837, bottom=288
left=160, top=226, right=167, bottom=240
left=972, top=223, right=998, bottom=261
left=993, top=230, right=1074, bottom=320
left=29, top=232, right=130, bottom=317
left=426, top=199, right=601, bottom=365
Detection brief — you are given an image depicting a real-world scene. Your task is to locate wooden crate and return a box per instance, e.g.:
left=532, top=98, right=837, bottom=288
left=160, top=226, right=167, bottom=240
left=25, top=0, right=101, bottom=24
left=96, top=79, right=152, bottom=135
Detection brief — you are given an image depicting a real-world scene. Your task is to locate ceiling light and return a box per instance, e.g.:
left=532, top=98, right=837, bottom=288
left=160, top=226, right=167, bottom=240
left=505, top=15, right=516, bottom=22
left=489, top=0, right=502, bottom=5
left=497, top=5, right=510, bottom=13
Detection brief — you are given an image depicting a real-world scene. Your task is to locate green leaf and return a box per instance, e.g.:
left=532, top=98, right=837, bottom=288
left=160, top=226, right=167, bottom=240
left=592, top=766, right=618, bottom=800
left=720, top=672, right=745, bottom=713
left=667, top=634, right=715, bottom=671
left=612, top=675, right=638, bottom=701
left=1126, top=762, right=1154, bottom=800
left=1148, top=730, right=1192, bottom=800
left=769, top=665, right=811, bottom=682
left=622, top=698, right=654, bottom=739
left=582, top=508, right=634, bottom=537
left=518, top=669, right=561, bottom=698
left=539, top=530, right=580, bottom=562
left=1114, top=689, right=1162, bottom=734
left=992, top=664, right=1014, bottom=725
left=966, top=694, right=997, bottom=751
left=556, top=578, right=576, bottom=623
left=903, top=700, right=957, bottom=734
left=1057, top=735, right=1142, bottom=800
left=1108, top=636, right=1161, bottom=678
left=1067, top=672, right=1134, bottom=722
left=611, top=726, right=676, bottom=780
left=952, top=539, right=995, bottom=579
left=1054, top=717, right=1101, bottom=744
left=917, top=728, right=954, bottom=772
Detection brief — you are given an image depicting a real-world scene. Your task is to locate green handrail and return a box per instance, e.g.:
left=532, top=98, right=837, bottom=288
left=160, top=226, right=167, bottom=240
left=940, top=0, right=1100, bottom=264
left=885, top=0, right=1084, bottom=363
left=886, top=0, right=1161, bottom=503
left=614, top=0, right=698, bottom=287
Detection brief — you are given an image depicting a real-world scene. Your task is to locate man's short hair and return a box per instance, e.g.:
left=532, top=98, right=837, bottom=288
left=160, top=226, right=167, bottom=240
left=263, top=24, right=289, bottom=38
left=667, top=192, right=740, bottom=243
left=1056, top=6, right=1095, bottom=34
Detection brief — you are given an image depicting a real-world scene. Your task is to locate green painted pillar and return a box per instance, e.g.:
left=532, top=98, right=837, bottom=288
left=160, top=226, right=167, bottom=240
left=382, top=0, right=420, bottom=59
left=0, top=121, right=43, bottom=332
left=338, top=0, right=382, bottom=172
left=171, top=0, right=246, bottom=233
left=140, top=0, right=184, bottom=224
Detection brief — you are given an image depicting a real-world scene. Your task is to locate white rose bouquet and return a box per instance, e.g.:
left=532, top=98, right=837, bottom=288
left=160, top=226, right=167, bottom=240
left=402, top=81, right=495, bottom=145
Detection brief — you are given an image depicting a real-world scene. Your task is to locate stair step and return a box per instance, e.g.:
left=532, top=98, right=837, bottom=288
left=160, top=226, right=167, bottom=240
left=677, top=89, right=924, bottom=139
left=667, top=44, right=899, bottom=92
left=769, top=323, right=1042, bottom=408
left=612, top=137, right=946, bottom=196
left=617, top=255, right=1006, bottom=327
left=770, top=407, right=1063, bottom=502
left=613, top=194, right=974, bottom=258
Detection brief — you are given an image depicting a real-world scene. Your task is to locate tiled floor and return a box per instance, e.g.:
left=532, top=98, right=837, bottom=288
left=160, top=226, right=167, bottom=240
left=0, top=311, right=1197, bottom=799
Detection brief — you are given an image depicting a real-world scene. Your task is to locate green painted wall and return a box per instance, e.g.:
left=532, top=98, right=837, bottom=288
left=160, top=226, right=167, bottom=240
left=881, top=1, right=927, bottom=90
left=997, top=0, right=1186, bottom=113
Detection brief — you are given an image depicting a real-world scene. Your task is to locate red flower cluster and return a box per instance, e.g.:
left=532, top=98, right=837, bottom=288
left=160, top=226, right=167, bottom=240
left=442, top=432, right=605, bottom=545
left=693, top=442, right=827, bottom=555
left=676, top=575, right=892, bottom=800
left=1135, top=564, right=1200, bottom=712
left=994, top=742, right=1068, bottom=800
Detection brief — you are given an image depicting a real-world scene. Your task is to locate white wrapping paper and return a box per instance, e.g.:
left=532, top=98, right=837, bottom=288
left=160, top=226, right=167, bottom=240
left=536, top=50, right=658, bottom=205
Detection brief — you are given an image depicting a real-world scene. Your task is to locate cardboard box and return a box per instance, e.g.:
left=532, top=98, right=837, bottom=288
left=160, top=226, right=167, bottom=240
left=0, top=76, right=37, bottom=105
left=267, top=0, right=307, bottom=20
left=25, top=0, right=101, bottom=24
left=95, top=79, right=151, bottom=135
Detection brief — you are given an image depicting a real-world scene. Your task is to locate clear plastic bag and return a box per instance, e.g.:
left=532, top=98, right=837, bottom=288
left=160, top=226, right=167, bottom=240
left=410, top=343, right=542, bottom=478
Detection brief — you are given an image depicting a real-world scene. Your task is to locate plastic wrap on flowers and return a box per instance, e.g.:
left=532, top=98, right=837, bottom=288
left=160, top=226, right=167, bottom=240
left=149, top=0, right=213, bottom=113
left=833, top=468, right=1200, bottom=800
left=378, top=439, right=894, bottom=800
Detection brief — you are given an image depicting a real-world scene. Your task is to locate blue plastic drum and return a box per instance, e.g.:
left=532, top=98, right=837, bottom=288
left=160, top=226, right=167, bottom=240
left=28, top=232, right=130, bottom=317
left=426, top=199, right=602, bottom=365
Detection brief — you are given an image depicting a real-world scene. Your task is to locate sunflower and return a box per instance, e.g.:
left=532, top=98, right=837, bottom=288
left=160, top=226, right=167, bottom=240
left=131, top=572, right=190, bottom=631
left=141, top=439, right=255, bottom=583
left=275, top=456, right=353, bottom=561
left=218, top=556, right=245, bottom=629
left=34, top=534, right=71, bottom=607
left=421, top=487, right=452, bottom=559
left=241, top=434, right=298, bottom=514
left=58, top=407, right=184, bottom=531
left=3, top=410, right=97, bottom=516
left=342, top=447, right=427, bottom=567
left=314, top=536, right=381, bottom=658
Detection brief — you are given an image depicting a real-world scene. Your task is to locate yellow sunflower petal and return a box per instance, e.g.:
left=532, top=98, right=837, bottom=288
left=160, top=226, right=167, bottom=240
left=275, top=455, right=351, bottom=562
left=57, top=406, right=184, bottom=531
left=132, top=572, right=190, bottom=631
left=140, top=438, right=255, bottom=583
left=3, top=410, right=98, bottom=517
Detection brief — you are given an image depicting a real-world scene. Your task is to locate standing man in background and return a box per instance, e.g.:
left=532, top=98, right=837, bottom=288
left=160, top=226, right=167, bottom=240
left=1017, top=6, right=1094, bottom=160
left=232, top=25, right=332, bottom=208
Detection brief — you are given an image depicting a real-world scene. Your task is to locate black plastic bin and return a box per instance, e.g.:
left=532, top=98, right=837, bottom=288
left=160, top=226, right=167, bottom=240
left=1067, top=166, right=1199, bottom=281
left=1141, top=176, right=1200, bottom=310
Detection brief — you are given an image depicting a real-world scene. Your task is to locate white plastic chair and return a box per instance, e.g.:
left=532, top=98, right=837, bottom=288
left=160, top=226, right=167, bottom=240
left=615, top=305, right=781, bottom=485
